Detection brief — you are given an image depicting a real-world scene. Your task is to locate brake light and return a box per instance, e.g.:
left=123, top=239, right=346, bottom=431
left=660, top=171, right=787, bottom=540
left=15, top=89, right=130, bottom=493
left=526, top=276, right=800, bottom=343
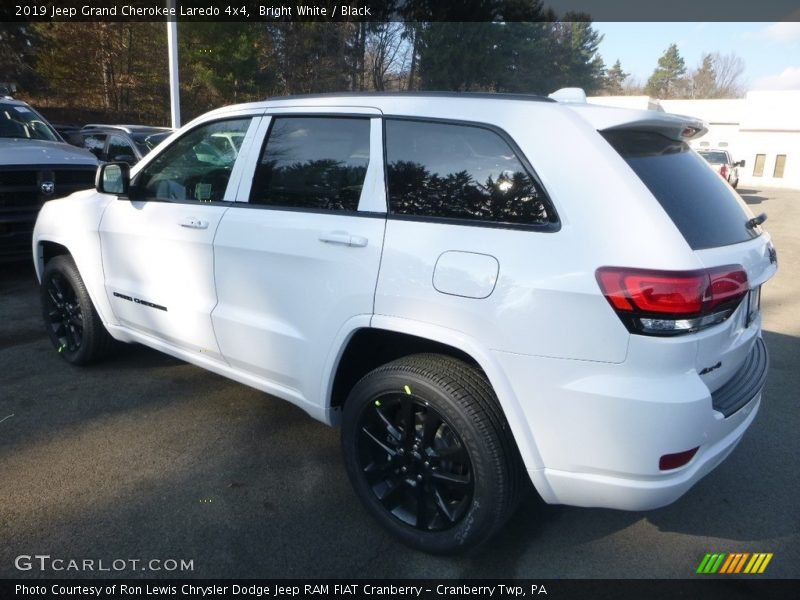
left=596, top=266, right=748, bottom=335
left=720, top=164, right=729, bottom=179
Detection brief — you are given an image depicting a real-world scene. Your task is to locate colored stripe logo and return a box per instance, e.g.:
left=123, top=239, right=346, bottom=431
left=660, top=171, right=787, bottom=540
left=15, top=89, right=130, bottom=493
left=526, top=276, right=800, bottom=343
left=696, top=553, right=773, bottom=574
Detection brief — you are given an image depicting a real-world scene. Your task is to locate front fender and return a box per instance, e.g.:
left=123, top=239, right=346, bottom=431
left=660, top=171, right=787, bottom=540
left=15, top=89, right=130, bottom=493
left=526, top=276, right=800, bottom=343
left=33, top=190, right=117, bottom=328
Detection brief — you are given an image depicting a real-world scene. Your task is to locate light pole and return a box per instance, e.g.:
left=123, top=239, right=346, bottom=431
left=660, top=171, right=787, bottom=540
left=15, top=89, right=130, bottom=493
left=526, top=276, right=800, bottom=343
left=167, top=0, right=181, bottom=128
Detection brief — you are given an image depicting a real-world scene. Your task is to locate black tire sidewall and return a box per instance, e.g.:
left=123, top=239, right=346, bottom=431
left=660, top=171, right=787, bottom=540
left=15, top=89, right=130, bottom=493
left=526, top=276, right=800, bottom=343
left=40, top=256, right=102, bottom=365
left=342, top=366, right=506, bottom=554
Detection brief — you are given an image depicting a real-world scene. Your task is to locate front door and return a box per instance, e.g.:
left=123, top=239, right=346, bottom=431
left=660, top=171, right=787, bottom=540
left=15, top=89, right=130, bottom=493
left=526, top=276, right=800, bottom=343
left=99, top=116, right=258, bottom=360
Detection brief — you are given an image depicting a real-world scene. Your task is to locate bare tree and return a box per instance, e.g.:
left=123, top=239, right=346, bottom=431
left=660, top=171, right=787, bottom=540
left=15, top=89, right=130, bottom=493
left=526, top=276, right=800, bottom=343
left=365, top=23, right=410, bottom=91
left=711, top=52, right=745, bottom=98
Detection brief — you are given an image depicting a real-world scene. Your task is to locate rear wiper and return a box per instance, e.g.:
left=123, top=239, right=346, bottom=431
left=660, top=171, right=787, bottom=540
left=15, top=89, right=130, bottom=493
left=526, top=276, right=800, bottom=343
left=746, top=213, right=767, bottom=229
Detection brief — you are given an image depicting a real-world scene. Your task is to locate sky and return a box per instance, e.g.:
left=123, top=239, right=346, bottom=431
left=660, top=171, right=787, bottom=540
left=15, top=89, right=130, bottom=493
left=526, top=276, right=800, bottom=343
left=593, top=22, right=800, bottom=91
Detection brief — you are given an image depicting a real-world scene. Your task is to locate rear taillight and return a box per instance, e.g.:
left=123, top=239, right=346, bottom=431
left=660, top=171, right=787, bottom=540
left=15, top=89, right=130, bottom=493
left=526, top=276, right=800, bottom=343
left=596, top=266, right=749, bottom=336
left=720, top=165, right=729, bottom=179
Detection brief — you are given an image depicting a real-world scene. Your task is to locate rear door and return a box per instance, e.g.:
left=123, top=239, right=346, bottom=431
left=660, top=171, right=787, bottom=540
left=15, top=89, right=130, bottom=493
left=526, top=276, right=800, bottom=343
left=212, top=109, right=386, bottom=407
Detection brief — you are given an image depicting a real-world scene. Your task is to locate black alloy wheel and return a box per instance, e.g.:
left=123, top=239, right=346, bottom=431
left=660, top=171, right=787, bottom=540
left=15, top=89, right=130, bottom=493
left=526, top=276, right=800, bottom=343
left=357, top=390, right=474, bottom=531
left=43, top=269, right=84, bottom=354
left=40, top=255, right=116, bottom=365
left=342, top=353, right=525, bottom=554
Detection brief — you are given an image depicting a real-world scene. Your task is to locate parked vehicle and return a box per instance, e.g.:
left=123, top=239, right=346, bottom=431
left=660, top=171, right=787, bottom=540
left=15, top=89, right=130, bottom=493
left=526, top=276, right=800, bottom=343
left=78, top=124, right=172, bottom=165
left=698, top=149, right=744, bottom=188
left=0, top=98, right=96, bottom=260
left=32, top=92, right=776, bottom=553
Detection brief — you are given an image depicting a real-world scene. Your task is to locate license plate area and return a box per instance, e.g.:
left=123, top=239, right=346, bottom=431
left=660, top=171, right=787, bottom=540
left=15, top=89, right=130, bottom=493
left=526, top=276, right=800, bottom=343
left=745, top=286, right=761, bottom=327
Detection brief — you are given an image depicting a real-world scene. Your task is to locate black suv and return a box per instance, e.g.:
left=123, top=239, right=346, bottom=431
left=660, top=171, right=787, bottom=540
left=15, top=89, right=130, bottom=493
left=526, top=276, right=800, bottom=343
left=0, top=98, right=97, bottom=260
left=77, top=124, right=172, bottom=165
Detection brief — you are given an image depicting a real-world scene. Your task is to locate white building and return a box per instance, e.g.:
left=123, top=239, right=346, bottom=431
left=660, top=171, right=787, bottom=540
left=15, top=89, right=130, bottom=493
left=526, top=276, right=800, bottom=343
left=589, top=91, right=800, bottom=190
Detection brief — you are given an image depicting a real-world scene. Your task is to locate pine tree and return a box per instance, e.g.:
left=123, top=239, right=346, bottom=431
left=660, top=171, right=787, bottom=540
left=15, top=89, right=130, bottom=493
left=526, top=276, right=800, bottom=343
left=690, top=54, right=716, bottom=98
left=604, top=59, right=628, bottom=95
left=645, top=43, right=688, bottom=98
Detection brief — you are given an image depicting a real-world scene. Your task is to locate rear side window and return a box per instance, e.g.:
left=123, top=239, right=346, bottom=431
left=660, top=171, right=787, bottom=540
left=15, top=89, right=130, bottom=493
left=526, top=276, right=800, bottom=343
left=602, top=130, right=759, bottom=250
left=384, top=119, right=555, bottom=227
left=250, top=117, right=370, bottom=212
left=82, top=133, right=106, bottom=159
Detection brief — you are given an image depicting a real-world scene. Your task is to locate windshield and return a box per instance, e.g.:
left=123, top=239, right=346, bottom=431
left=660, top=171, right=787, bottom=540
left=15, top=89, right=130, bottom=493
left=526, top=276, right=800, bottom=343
left=698, top=151, right=729, bottom=164
left=137, top=131, right=171, bottom=153
left=0, top=103, right=60, bottom=141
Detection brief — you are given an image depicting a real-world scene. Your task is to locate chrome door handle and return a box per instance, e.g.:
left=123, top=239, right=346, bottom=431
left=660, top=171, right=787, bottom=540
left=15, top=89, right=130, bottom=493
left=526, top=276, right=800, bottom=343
left=180, top=217, right=208, bottom=229
left=318, top=231, right=368, bottom=247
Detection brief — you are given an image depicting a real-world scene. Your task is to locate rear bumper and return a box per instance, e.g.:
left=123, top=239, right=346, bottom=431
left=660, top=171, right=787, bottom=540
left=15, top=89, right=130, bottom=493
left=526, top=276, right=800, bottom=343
left=529, top=393, right=760, bottom=510
left=493, top=333, right=768, bottom=511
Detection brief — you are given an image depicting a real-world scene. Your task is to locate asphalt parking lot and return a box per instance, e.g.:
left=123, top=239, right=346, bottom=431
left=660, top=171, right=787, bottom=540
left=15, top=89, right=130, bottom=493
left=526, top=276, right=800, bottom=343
left=1, top=186, right=798, bottom=580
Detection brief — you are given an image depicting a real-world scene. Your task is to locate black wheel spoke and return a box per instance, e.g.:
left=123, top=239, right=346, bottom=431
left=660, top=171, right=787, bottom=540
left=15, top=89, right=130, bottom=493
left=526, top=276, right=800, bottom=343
left=377, top=479, right=406, bottom=511
left=431, top=470, right=471, bottom=488
left=415, top=483, right=429, bottom=529
left=374, top=406, right=402, bottom=442
left=363, top=460, right=396, bottom=484
left=361, top=426, right=398, bottom=457
left=433, top=486, right=456, bottom=523
left=51, top=277, right=67, bottom=302
left=47, top=288, right=62, bottom=308
left=399, top=397, right=415, bottom=444
left=434, top=443, right=468, bottom=462
left=421, top=410, right=442, bottom=446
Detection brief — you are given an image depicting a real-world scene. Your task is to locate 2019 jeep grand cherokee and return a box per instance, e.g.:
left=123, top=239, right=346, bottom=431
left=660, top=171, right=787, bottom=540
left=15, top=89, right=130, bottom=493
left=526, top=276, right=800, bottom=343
left=0, top=98, right=97, bottom=260
left=32, top=92, right=776, bottom=553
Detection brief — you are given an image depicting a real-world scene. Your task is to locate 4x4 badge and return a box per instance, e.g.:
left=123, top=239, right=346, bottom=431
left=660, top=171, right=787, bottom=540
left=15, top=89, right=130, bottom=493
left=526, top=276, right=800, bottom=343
left=40, top=181, right=55, bottom=196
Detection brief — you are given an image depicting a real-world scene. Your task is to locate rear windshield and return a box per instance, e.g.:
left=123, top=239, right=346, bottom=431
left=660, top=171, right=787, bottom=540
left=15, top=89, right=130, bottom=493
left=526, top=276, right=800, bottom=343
left=602, top=130, right=758, bottom=250
left=698, top=151, right=728, bottom=164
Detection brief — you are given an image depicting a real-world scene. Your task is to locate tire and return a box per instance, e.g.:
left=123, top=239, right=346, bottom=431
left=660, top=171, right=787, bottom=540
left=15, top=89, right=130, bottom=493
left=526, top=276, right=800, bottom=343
left=40, top=255, right=116, bottom=365
left=341, top=353, right=524, bottom=554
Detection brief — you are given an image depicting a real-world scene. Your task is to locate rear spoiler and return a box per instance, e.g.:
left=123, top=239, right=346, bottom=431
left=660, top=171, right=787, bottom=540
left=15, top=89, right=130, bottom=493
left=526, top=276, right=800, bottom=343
left=548, top=88, right=708, bottom=142
left=601, top=114, right=708, bottom=142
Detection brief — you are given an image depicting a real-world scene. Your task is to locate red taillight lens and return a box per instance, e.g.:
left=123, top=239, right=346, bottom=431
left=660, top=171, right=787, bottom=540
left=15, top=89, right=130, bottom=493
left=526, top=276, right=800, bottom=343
left=596, top=266, right=748, bottom=335
left=707, top=267, right=748, bottom=310
left=659, top=447, right=699, bottom=470
left=597, top=270, right=707, bottom=315
left=720, top=165, right=729, bottom=179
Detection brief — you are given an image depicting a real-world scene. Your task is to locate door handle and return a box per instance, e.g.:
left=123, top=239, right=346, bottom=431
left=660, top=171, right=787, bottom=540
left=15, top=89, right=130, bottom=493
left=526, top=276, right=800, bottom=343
left=318, top=231, right=368, bottom=248
left=179, top=217, right=208, bottom=230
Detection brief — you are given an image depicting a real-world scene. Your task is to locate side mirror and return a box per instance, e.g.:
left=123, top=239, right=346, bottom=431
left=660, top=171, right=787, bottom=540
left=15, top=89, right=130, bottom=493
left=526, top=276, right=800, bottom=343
left=95, top=162, right=130, bottom=195
left=737, top=159, right=746, bottom=167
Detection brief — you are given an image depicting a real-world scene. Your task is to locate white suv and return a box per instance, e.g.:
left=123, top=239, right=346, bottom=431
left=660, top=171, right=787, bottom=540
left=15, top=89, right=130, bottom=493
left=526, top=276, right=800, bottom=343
left=32, top=92, right=776, bottom=554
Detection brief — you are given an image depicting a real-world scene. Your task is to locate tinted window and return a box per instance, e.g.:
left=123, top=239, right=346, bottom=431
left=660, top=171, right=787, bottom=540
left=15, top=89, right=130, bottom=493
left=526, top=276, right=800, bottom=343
left=384, top=119, right=553, bottom=226
left=602, top=130, right=758, bottom=250
left=250, top=117, right=370, bottom=211
left=82, top=133, right=107, bottom=159
left=137, top=118, right=252, bottom=202
left=108, top=135, right=136, bottom=163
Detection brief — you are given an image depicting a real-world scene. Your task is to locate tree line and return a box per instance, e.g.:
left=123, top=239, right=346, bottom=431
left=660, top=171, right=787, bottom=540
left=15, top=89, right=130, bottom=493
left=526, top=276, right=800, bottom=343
left=0, top=11, right=745, bottom=126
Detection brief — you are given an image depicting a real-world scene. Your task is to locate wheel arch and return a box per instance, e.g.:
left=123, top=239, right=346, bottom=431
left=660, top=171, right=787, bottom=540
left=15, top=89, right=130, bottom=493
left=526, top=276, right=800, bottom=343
left=35, top=234, right=118, bottom=330
left=327, top=316, right=546, bottom=474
